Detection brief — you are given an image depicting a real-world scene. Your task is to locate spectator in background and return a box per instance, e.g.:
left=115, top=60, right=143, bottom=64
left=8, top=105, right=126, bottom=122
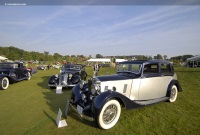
left=93, top=63, right=100, bottom=77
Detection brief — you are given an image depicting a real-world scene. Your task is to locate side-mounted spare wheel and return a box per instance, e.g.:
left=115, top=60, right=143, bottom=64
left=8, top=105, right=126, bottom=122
left=0, top=77, right=9, bottom=90
left=169, top=85, right=178, bottom=102
left=97, top=99, right=121, bottom=129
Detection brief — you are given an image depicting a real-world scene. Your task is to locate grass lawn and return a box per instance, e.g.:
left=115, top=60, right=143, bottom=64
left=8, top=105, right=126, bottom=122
left=0, top=66, right=199, bottom=135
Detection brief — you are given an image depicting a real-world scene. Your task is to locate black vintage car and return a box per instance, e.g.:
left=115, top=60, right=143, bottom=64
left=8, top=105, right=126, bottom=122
left=0, top=62, right=31, bottom=90
left=48, top=64, right=87, bottom=89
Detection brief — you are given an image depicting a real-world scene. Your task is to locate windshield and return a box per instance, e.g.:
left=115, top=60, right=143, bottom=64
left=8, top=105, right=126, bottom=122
left=0, top=63, right=18, bottom=69
left=62, top=64, right=81, bottom=70
left=117, top=63, right=141, bottom=74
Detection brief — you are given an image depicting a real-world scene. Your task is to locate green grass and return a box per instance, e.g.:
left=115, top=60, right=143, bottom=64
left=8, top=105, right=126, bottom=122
left=0, top=67, right=199, bottom=135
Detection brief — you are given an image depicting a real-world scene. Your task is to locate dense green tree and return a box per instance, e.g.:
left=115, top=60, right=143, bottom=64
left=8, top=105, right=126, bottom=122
left=157, top=54, right=163, bottom=60
left=96, top=54, right=103, bottom=58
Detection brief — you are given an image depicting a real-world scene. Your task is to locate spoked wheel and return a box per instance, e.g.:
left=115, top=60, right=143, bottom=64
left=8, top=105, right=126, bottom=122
left=0, top=77, right=9, bottom=90
left=169, top=85, right=178, bottom=102
left=97, top=99, right=121, bottom=129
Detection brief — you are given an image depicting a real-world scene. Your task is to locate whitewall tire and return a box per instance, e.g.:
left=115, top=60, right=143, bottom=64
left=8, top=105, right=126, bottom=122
left=0, top=77, right=9, bottom=90
left=27, top=72, right=31, bottom=80
left=169, top=85, right=178, bottom=102
left=98, top=99, right=121, bottom=129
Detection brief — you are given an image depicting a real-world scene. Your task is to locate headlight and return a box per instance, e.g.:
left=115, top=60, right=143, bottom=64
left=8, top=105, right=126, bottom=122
left=69, top=73, right=73, bottom=78
left=91, top=84, right=101, bottom=95
left=79, top=80, right=86, bottom=89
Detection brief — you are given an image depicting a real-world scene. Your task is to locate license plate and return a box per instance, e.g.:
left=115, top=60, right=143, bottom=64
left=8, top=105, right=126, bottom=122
left=77, top=105, right=83, bottom=114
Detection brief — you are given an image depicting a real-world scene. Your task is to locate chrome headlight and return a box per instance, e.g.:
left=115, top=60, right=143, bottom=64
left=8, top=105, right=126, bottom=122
left=68, top=73, right=73, bottom=79
left=81, top=93, right=86, bottom=100
left=91, top=84, right=101, bottom=95
left=79, top=80, right=86, bottom=89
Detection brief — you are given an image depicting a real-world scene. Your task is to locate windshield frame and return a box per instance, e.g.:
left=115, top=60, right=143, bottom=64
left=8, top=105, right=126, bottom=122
left=116, top=63, right=142, bottom=74
left=62, top=64, right=82, bottom=71
left=0, top=63, right=18, bottom=69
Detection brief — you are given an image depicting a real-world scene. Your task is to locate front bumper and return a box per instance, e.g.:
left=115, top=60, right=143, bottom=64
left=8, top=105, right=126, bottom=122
left=68, top=98, right=94, bottom=121
left=69, top=103, right=94, bottom=121
left=48, top=83, right=76, bottom=87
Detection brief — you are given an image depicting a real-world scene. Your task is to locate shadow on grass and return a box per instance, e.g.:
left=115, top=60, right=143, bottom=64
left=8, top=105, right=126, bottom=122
left=43, top=110, right=57, bottom=126
left=38, top=76, right=98, bottom=129
left=176, top=71, right=200, bottom=72
left=37, top=76, right=50, bottom=89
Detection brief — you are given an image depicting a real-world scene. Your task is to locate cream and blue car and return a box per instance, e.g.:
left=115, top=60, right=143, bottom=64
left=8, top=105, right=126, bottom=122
left=68, top=60, right=182, bottom=129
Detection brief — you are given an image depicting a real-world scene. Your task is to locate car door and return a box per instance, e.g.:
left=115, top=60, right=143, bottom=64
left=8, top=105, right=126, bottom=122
left=138, top=63, right=161, bottom=100
left=159, top=63, right=174, bottom=97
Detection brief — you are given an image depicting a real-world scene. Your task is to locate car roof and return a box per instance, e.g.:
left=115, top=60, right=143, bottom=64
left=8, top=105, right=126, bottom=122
left=119, top=60, right=171, bottom=65
left=63, top=64, right=84, bottom=67
left=0, top=62, right=22, bottom=64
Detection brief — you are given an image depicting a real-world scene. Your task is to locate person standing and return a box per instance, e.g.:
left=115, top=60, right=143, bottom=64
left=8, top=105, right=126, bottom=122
left=93, top=63, right=100, bottom=77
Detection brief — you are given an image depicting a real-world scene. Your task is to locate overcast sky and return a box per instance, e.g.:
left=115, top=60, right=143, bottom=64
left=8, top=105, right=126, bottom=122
left=0, top=4, right=200, bottom=58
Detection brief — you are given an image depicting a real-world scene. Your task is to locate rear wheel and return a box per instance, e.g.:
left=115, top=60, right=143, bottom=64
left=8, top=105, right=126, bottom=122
left=97, top=99, right=121, bottom=129
left=0, top=77, right=9, bottom=90
left=27, top=72, right=31, bottom=80
left=169, top=85, right=178, bottom=102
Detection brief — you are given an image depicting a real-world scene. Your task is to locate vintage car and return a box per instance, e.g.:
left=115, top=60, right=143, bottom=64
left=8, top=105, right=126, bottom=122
left=0, top=62, right=31, bottom=90
left=37, top=65, right=46, bottom=70
left=48, top=64, right=87, bottom=89
left=27, top=67, right=37, bottom=75
left=68, top=60, right=182, bottom=129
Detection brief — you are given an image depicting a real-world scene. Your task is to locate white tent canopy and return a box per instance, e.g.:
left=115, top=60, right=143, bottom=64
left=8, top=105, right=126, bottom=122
left=87, top=58, right=127, bottom=63
left=0, top=56, right=8, bottom=61
left=187, top=55, right=200, bottom=61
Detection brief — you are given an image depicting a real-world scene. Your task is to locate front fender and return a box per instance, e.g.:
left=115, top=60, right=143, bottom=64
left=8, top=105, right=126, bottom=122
left=92, top=91, right=142, bottom=117
left=48, top=75, right=58, bottom=84
left=0, top=74, right=16, bottom=83
left=0, top=74, right=8, bottom=79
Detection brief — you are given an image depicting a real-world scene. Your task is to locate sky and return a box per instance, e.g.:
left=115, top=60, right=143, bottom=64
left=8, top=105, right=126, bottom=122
left=0, top=2, right=200, bottom=58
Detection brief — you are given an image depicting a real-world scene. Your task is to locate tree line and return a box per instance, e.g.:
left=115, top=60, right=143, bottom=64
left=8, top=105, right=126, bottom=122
left=0, top=46, right=87, bottom=63
left=0, top=46, right=195, bottom=64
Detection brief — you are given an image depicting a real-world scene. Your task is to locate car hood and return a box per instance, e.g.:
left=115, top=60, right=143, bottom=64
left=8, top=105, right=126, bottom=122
left=61, top=69, right=79, bottom=74
left=0, top=69, right=11, bottom=75
left=96, top=74, right=133, bottom=82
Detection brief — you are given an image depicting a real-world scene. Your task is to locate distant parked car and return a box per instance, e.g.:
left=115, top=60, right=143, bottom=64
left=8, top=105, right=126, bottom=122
left=27, top=67, right=37, bottom=75
left=37, top=65, right=46, bottom=70
left=48, top=64, right=87, bottom=89
left=68, top=60, right=182, bottom=129
left=0, top=62, right=31, bottom=90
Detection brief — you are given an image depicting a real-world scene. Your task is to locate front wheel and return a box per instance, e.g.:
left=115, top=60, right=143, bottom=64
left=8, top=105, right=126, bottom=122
left=97, top=99, right=121, bottom=129
left=169, top=85, right=178, bottom=102
left=0, top=77, right=9, bottom=90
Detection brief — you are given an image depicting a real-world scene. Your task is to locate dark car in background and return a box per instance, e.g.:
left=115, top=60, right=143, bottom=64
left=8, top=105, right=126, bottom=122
left=68, top=60, right=182, bottom=129
left=48, top=64, right=87, bottom=89
left=0, top=62, right=31, bottom=90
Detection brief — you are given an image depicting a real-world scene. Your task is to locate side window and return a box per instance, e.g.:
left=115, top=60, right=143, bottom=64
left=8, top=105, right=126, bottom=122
left=143, top=64, right=158, bottom=75
left=160, top=63, right=172, bottom=75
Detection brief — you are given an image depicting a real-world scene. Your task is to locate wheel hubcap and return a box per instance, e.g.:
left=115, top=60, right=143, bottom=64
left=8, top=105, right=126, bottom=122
left=170, top=88, right=176, bottom=100
left=2, top=79, right=7, bottom=88
left=103, top=104, right=117, bottom=124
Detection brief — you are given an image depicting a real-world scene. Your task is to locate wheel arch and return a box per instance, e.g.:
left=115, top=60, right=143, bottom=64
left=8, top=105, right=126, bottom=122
left=166, top=80, right=182, bottom=97
left=92, top=91, right=132, bottom=118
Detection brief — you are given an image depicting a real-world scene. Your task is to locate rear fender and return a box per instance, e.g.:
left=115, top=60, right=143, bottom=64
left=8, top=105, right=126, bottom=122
left=166, top=80, right=182, bottom=97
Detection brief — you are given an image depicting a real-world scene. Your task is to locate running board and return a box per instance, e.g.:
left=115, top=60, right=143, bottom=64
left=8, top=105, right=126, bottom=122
left=135, top=97, right=169, bottom=106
